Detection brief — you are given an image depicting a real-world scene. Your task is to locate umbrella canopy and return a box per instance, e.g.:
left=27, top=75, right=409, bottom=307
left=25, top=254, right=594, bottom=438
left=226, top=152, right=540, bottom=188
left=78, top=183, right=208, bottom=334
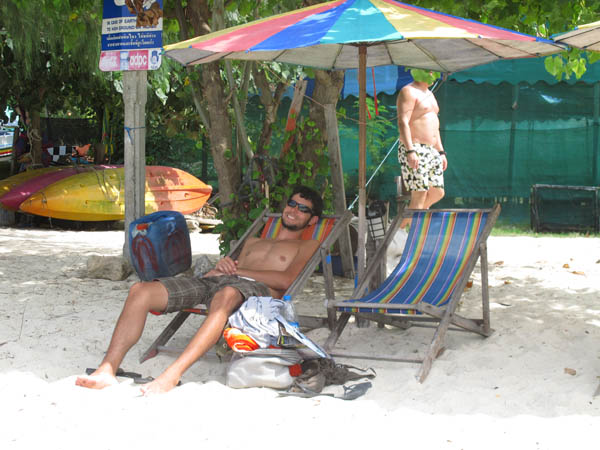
left=165, top=0, right=562, bottom=72
left=553, top=20, right=600, bottom=51
left=164, top=0, right=564, bottom=278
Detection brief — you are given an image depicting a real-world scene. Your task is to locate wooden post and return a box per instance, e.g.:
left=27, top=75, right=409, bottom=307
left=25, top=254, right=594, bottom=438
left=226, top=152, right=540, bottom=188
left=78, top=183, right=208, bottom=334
left=10, top=125, right=19, bottom=175
left=593, top=82, right=599, bottom=186
left=357, top=45, right=367, bottom=281
left=123, top=70, right=147, bottom=262
left=324, top=103, right=354, bottom=279
left=508, top=84, right=519, bottom=195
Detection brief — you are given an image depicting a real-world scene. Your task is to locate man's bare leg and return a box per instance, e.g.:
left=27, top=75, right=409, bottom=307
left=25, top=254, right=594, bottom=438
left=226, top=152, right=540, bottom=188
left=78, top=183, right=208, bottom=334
left=140, top=286, right=244, bottom=395
left=75, top=281, right=168, bottom=389
left=424, top=187, right=444, bottom=209
left=399, top=190, right=428, bottom=229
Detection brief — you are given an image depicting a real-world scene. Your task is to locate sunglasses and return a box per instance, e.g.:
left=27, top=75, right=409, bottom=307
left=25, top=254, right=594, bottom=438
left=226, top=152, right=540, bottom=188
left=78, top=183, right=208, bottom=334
left=287, top=199, right=313, bottom=215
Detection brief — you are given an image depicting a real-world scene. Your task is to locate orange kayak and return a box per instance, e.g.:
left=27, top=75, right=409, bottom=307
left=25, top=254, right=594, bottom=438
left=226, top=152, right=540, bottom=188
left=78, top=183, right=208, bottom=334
left=19, top=166, right=213, bottom=221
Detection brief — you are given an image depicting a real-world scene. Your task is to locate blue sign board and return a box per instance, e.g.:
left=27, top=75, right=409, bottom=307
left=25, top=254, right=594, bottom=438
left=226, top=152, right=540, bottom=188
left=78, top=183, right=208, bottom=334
left=99, top=0, right=163, bottom=71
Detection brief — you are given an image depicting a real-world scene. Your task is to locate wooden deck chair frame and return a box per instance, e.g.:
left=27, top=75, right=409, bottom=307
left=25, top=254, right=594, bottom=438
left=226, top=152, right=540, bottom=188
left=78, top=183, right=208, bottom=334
left=325, top=205, right=501, bottom=383
left=139, top=208, right=353, bottom=363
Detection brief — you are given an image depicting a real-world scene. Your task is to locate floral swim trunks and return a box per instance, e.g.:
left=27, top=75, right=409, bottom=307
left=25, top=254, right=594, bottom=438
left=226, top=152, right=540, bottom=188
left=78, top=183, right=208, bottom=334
left=398, top=142, right=444, bottom=191
left=158, top=275, right=271, bottom=313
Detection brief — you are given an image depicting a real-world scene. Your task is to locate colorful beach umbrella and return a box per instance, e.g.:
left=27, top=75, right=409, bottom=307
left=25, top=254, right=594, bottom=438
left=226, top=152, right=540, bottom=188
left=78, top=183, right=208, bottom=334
left=165, top=0, right=562, bottom=71
left=553, top=20, right=600, bottom=51
left=164, top=0, right=564, bottom=277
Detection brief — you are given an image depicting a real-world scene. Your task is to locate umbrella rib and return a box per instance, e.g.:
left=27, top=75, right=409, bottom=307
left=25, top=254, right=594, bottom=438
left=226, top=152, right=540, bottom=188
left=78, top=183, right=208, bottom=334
left=409, top=41, right=452, bottom=73
left=559, top=28, right=600, bottom=48
left=382, top=42, right=396, bottom=68
left=185, top=52, right=234, bottom=66
left=466, top=38, right=546, bottom=58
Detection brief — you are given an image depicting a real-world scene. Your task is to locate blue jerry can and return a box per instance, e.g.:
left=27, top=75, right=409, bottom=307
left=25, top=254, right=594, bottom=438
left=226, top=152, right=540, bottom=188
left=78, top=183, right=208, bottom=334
left=129, top=211, right=192, bottom=281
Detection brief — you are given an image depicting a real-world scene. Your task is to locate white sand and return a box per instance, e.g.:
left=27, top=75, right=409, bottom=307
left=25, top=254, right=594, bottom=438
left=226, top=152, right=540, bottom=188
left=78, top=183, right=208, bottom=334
left=1, top=226, right=599, bottom=449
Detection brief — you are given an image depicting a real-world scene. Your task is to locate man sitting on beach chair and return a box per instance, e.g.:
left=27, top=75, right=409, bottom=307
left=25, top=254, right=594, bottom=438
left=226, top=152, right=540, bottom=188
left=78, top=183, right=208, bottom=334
left=76, top=186, right=323, bottom=394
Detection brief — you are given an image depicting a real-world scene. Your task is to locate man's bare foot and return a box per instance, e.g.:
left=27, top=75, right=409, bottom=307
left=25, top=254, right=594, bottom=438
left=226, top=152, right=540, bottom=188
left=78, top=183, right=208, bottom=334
left=139, top=373, right=180, bottom=396
left=75, top=371, right=118, bottom=390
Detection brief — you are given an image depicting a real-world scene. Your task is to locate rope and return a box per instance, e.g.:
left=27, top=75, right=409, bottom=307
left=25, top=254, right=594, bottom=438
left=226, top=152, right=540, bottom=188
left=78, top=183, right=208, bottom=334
left=124, top=126, right=146, bottom=146
left=348, top=139, right=399, bottom=210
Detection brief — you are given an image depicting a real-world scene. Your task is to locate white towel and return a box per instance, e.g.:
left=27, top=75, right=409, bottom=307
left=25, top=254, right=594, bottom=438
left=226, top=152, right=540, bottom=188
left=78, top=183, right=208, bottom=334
left=228, top=296, right=284, bottom=348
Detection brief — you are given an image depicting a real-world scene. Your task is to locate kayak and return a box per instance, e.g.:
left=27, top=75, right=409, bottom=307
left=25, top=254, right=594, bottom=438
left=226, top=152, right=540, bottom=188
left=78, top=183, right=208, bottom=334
left=0, top=165, right=116, bottom=211
left=19, top=166, right=213, bottom=221
left=0, top=167, right=60, bottom=198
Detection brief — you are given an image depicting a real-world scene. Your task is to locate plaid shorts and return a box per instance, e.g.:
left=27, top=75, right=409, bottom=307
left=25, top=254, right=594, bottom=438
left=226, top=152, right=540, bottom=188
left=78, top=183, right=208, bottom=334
left=158, top=275, right=271, bottom=313
left=398, top=142, right=444, bottom=191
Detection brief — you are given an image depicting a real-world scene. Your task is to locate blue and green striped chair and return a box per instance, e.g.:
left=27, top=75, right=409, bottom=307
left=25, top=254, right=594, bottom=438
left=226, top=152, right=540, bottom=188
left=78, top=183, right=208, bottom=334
left=326, top=205, right=501, bottom=382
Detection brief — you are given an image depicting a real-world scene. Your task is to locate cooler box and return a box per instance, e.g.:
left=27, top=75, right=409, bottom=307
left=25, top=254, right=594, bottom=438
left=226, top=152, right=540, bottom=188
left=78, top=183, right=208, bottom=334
left=129, top=211, right=192, bottom=281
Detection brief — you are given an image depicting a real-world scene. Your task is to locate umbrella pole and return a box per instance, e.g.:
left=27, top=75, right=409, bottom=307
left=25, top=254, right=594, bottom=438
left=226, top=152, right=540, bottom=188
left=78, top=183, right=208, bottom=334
left=357, top=45, right=367, bottom=282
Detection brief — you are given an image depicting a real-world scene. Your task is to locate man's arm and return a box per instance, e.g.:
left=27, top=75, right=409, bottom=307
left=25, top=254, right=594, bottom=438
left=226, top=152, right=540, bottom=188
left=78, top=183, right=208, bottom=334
left=397, top=88, right=419, bottom=170
left=235, top=239, right=320, bottom=292
left=397, top=87, right=416, bottom=148
left=433, top=127, right=447, bottom=171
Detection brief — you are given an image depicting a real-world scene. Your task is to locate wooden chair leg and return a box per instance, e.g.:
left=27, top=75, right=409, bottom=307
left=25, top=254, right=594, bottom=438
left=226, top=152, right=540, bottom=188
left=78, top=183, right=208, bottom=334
left=480, top=243, right=491, bottom=335
left=324, top=312, right=351, bottom=350
left=139, top=311, right=191, bottom=363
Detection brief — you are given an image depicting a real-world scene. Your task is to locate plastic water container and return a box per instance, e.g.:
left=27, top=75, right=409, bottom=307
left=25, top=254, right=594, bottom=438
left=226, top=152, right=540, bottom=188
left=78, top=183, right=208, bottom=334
left=281, top=294, right=299, bottom=329
left=226, top=355, right=294, bottom=389
left=129, top=211, right=192, bottom=281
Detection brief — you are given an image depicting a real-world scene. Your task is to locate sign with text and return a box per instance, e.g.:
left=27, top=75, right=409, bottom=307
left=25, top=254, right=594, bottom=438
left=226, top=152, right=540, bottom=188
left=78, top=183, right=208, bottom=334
left=99, top=0, right=163, bottom=72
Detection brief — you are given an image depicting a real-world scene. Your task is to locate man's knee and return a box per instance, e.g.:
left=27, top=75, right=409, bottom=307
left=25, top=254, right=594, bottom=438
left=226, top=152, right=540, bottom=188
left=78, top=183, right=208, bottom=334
left=429, top=187, right=445, bottom=202
left=126, top=281, right=168, bottom=311
left=409, top=190, right=428, bottom=208
left=209, top=286, right=244, bottom=314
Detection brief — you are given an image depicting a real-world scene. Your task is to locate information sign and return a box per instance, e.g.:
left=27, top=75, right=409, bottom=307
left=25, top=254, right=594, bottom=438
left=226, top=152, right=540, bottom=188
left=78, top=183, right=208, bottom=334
left=99, top=0, right=163, bottom=71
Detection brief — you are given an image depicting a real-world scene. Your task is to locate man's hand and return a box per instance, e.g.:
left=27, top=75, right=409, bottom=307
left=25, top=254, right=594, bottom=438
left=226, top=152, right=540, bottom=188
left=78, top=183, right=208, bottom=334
left=213, top=256, right=238, bottom=275
left=440, top=154, right=447, bottom=171
left=407, top=151, right=419, bottom=170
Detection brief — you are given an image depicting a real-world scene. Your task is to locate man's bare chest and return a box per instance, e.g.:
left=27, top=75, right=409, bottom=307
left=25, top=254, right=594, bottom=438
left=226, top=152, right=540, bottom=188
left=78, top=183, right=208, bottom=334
left=240, top=239, right=302, bottom=269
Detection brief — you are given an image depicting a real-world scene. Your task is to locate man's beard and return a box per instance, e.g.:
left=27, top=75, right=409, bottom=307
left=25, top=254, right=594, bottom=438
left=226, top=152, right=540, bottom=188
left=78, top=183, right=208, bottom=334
left=281, top=215, right=312, bottom=231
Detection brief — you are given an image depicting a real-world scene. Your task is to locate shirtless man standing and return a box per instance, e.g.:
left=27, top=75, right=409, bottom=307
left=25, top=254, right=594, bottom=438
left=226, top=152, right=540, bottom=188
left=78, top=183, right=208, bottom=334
left=76, top=185, right=322, bottom=394
left=397, top=70, right=447, bottom=229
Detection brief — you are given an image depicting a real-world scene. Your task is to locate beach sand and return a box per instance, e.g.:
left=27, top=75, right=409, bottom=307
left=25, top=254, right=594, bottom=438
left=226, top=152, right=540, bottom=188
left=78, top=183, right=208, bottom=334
left=1, top=225, right=599, bottom=449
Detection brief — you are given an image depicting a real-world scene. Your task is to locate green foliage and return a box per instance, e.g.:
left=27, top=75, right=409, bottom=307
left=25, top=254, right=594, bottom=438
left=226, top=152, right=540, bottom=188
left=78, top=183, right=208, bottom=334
left=545, top=49, right=597, bottom=81
left=215, top=112, right=333, bottom=255
left=410, top=69, right=441, bottom=84
left=338, top=97, right=398, bottom=209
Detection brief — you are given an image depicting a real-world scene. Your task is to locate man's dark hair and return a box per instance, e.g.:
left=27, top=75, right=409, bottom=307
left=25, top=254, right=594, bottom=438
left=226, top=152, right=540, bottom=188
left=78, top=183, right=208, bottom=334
left=290, top=185, right=323, bottom=218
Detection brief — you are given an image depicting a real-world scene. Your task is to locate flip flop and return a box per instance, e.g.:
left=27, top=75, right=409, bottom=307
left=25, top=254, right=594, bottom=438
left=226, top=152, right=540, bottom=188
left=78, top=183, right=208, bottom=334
left=132, top=376, right=182, bottom=387
left=85, top=368, right=182, bottom=386
left=278, top=381, right=372, bottom=400
left=86, top=367, right=142, bottom=380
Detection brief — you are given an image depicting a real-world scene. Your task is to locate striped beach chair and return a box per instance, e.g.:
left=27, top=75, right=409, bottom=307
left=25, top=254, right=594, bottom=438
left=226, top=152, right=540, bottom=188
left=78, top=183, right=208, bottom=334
left=140, top=208, right=352, bottom=363
left=325, top=205, right=501, bottom=382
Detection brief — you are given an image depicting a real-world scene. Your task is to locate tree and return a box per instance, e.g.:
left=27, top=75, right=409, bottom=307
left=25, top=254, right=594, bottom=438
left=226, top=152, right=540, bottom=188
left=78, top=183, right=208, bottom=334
left=0, top=1, right=116, bottom=168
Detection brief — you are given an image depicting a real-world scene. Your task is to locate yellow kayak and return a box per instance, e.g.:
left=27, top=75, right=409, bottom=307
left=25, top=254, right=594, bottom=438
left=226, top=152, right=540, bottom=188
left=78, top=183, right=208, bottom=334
left=19, top=166, right=213, bottom=221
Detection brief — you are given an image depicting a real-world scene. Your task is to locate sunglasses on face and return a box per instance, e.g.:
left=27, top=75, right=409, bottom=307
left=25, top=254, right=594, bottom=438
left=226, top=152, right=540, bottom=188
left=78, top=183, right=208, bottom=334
left=287, top=199, right=313, bottom=215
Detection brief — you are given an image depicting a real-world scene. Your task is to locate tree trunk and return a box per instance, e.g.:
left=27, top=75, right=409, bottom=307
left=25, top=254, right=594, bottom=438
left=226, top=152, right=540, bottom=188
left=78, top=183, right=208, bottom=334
left=297, top=69, right=344, bottom=180
left=253, top=66, right=287, bottom=156
left=202, top=62, right=241, bottom=209
left=186, top=0, right=242, bottom=213
left=30, top=108, right=42, bottom=166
